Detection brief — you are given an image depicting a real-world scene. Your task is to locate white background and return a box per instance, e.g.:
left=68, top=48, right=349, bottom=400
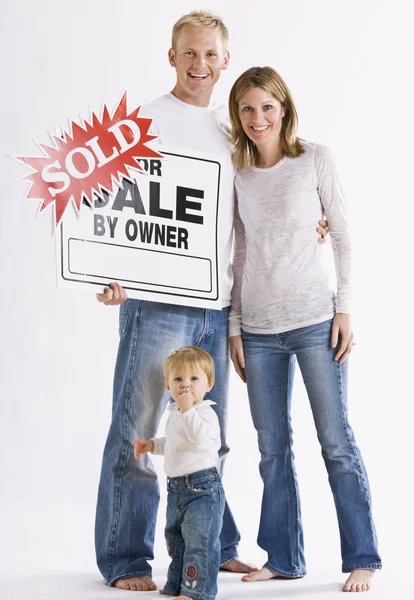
left=1, top=1, right=413, bottom=599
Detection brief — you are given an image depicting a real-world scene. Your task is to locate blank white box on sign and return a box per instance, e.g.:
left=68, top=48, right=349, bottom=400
left=67, top=238, right=212, bottom=293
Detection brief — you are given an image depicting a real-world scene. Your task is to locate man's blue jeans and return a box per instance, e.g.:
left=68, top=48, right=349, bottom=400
left=163, top=468, right=225, bottom=600
left=95, top=300, right=240, bottom=585
left=243, top=319, right=382, bottom=577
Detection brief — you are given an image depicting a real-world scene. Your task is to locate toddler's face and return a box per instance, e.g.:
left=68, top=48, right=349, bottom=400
left=166, top=364, right=213, bottom=404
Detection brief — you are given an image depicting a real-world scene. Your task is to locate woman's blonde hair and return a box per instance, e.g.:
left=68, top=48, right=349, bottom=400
left=229, top=66, right=304, bottom=170
left=172, top=10, right=229, bottom=50
left=163, top=347, right=215, bottom=384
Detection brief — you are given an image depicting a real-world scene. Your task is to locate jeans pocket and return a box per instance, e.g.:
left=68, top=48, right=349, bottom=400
left=191, top=483, right=212, bottom=494
left=119, top=299, right=133, bottom=336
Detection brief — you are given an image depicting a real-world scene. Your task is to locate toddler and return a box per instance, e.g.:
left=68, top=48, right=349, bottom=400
left=132, top=346, right=225, bottom=600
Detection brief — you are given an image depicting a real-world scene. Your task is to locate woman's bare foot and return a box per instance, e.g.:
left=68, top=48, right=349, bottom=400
left=114, top=575, right=157, bottom=591
left=220, top=557, right=258, bottom=573
left=343, top=569, right=375, bottom=592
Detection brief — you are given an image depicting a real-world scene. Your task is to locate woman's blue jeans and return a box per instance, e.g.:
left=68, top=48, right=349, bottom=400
left=243, top=319, right=382, bottom=576
left=94, top=300, right=240, bottom=585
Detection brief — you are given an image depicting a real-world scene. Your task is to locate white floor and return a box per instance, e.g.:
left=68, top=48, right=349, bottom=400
left=0, top=566, right=410, bottom=600
left=0, top=492, right=409, bottom=600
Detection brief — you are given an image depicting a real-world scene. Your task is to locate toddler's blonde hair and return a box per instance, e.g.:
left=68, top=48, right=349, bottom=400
left=163, top=346, right=215, bottom=384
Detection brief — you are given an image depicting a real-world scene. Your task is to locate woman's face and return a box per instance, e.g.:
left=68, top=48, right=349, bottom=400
left=238, top=86, right=285, bottom=147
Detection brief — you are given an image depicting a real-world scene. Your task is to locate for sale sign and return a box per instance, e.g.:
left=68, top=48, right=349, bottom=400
left=14, top=93, right=223, bottom=308
left=56, top=147, right=222, bottom=307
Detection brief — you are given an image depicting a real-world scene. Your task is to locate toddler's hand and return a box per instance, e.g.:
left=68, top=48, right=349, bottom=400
left=176, top=391, right=195, bottom=413
left=132, top=439, right=154, bottom=459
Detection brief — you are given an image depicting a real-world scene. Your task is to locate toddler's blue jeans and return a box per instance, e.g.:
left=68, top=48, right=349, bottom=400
left=163, top=467, right=225, bottom=600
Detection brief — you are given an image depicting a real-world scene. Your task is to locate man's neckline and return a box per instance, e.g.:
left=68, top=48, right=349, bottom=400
left=167, top=92, right=213, bottom=112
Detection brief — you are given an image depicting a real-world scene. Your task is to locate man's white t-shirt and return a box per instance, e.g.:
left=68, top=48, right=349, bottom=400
left=141, top=93, right=235, bottom=308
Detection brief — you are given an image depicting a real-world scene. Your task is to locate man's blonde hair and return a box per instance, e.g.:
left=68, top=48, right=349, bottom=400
left=163, top=347, right=215, bottom=384
left=172, top=10, right=229, bottom=50
left=229, top=66, right=305, bottom=170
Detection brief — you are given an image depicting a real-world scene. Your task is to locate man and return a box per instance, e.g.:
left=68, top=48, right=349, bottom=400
left=95, top=10, right=328, bottom=592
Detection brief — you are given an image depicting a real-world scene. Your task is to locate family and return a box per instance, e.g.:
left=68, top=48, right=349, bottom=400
left=94, top=10, right=382, bottom=599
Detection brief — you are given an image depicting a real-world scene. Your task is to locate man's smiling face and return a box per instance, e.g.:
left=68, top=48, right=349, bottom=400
left=169, top=25, right=230, bottom=107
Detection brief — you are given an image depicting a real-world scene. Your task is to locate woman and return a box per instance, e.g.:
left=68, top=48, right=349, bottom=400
left=228, top=67, right=381, bottom=593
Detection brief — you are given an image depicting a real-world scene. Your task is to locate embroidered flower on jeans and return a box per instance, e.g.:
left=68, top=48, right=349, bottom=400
left=186, top=564, right=197, bottom=579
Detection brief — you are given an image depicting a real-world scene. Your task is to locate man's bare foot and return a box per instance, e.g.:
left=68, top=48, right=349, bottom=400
left=343, top=569, right=375, bottom=592
left=114, top=575, right=157, bottom=591
left=242, top=567, right=281, bottom=582
left=242, top=567, right=303, bottom=582
left=220, top=557, right=258, bottom=573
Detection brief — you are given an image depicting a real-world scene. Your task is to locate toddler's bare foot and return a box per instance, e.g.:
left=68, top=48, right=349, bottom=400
left=114, top=575, right=157, bottom=591
left=220, top=557, right=258, bottom=573
left=343, top=569, right=375, bottom=592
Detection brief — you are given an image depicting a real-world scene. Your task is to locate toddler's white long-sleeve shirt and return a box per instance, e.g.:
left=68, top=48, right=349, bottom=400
left=151, top=399, right=220, bottom=477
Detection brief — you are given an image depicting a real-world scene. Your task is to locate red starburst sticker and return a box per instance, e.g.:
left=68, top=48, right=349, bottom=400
left=14, top=92, right=162, bottom=225
left=186, top=564, right=197, bottom=579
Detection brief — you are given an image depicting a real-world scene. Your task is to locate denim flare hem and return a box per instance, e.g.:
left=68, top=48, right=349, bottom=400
left=179, top=587, right=218, bottom=600
left=162, top=582, right=181, bottom=597
left=106, top=571, right=152, bottom=586
left=342, top=563, right=382, bottom=574
left=219, top=550, right=239, bottom=568
left=165, top=579, right=218, bottom=600
left=265, top=562, right=307, bottom=578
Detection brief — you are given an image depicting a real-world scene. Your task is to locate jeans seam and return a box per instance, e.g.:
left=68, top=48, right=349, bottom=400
left=165, top=498, right=180, bottom=589
left=336, top=361, right=377, bottom=552
left=200, top=489, right=214, bottom=597
left=194, top=309, right=209, bottom=348
left=107, top=302, right=142, bottom=581
left=119, top=298, right=133, bottom=336
left=284, top=354, right=300, bottom=570
left=169, top=506, right=184, bottom=593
